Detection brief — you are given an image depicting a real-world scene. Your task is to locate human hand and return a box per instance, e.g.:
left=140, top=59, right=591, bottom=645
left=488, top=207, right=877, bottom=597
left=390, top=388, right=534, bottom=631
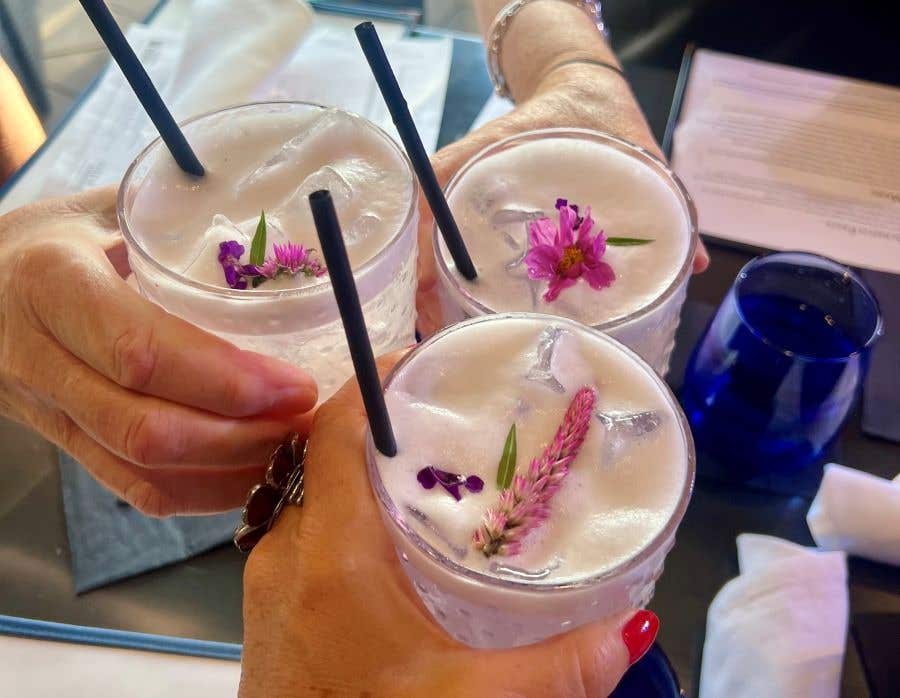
left=0, top=188, right=318, bottom=516
left=417, top=63, right=710, bottom=337
left=240, top=353, right=659, bottom=697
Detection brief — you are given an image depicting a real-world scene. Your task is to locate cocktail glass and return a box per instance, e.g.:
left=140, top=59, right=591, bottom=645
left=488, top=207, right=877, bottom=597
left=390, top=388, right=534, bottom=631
left=118, top=102, right=419, bottom=399
left=433, top=129, right=698, bottom=376
left=368, top=313, right=695, bottom=648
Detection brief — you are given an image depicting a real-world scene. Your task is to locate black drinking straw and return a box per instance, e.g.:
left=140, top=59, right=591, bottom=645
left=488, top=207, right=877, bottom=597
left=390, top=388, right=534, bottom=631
left=309, top=190, right=397, bottom=457
left=78, top=0, right=204, bottom=177
left=354, top=21, right=477, bottom=281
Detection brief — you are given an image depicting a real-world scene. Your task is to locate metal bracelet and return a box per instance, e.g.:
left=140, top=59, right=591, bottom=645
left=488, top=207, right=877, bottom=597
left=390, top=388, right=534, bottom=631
left=486, top=0, right=609, bottom=100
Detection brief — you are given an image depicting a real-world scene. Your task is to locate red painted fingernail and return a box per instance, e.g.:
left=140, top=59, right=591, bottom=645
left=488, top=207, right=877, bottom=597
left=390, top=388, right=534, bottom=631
left=622, top=610, right=659, bottom=666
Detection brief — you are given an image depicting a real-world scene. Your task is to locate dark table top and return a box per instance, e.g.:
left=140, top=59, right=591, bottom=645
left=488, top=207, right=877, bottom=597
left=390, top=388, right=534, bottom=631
left=0, top=19, right=897, bottom=698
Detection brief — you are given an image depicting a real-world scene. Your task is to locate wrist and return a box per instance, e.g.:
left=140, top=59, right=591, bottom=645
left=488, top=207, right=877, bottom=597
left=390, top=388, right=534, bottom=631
left=499, top=0, right=615, bottom=101
left=531, top=62, right=663, bottom=158
left=533, top=58, right=627, bottom=99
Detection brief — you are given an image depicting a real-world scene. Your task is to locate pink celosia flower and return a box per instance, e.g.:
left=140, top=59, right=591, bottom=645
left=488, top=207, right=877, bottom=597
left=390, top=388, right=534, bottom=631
left=473, top=386, right=596, bottom=557
left=258, top=242, right=327, bottom=279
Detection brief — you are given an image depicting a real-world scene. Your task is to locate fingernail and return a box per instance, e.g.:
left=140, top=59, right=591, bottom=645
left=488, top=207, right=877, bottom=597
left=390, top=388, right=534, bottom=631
left=622, top=610, right=659, bottom=666
left=271, top=383, right=318, bottom=411
left=257, top=364, right=317, bottom=409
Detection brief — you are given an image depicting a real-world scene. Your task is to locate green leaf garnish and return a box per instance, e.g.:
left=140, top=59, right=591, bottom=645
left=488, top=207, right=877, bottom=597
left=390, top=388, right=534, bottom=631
left=496, top=423, right=517, bottom=490
left=249, top=210, right=267, bottom=266
left=606, top=237, right=654, bottom=246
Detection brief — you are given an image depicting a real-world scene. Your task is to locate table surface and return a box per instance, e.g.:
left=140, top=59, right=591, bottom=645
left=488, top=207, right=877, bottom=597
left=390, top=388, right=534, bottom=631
left=1, top=4, right=898, bottom=698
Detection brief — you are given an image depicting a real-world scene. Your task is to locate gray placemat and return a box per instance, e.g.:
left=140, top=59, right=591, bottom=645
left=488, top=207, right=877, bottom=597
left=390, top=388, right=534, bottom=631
left=59, top=452, right=240, bottom=593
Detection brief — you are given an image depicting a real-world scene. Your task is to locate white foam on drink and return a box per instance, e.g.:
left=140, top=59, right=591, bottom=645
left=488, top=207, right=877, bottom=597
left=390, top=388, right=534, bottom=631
left=376, top=317, right=688, bottom=584
left=441, top=137, right=691, bottom=325
left=128, top=107, right=413, bottom=290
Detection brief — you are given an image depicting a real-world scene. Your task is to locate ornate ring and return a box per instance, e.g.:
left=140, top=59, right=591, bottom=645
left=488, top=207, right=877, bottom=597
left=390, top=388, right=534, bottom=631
left=233, top=433, right=306, bottom=552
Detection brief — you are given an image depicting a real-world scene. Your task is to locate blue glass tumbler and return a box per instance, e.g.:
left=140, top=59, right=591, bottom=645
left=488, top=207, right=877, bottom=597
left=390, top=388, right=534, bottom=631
left=681, top=252, right=882, bottom=478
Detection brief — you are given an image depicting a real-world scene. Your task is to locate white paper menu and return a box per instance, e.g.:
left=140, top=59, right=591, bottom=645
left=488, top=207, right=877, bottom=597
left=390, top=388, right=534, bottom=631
left=672, top=49, right=900, bottom=274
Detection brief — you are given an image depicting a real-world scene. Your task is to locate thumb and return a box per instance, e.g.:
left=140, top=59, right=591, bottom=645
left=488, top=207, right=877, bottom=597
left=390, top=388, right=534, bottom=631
left=479, top=610, right=658, bottom=697
left=430, top=105, right=532, bottom=182
left=430, top=133, right=491, bottom=187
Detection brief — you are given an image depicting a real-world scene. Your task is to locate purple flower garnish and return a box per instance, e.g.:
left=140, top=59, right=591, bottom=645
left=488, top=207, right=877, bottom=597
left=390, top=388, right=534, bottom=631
left=218, top=241, right=248, bottom=290
left=555, top=198, right=583, bottom=229
left=416, top=467, right=484, bottom=502
left=465, top=475, right=484, bottom=493
left=217, top=239, right=326, bottom=289
left=417, top=467, right=438, bottom=490
left=525, top=199, right=614, bottom=302
left=218, top=240, right=245, bottom=261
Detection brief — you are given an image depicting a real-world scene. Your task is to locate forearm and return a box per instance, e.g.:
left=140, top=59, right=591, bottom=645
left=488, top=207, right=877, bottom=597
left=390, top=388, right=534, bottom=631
left=474, top=0, right=620, bottom=102
left=0, top=59, right=44, bottom=183
left=471, top=0, right=658, bottom=155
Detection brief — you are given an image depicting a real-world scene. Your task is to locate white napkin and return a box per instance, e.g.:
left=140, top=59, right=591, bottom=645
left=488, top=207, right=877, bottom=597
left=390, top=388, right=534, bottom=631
left=699, top=534, right=848, bottom=698
left=807, top=463, right=900, bottom=566
left=168, top=0, right=314, bottom=119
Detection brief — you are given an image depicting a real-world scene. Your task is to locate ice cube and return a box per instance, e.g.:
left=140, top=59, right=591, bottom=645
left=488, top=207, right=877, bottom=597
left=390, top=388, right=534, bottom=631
left=505, top=249, right=528, bottom=271
left=220, top=212, right=291, bottom=251
left=491, top=207, right=546, bottom=226
left=469, top=177, right=514, bottom=215
left=296, top=164, right=353, bottom=208
left=595, top=410, right=663, bottom=437
left=527, top=278, right=542, bottom=310
left=595, top=410, right=662, bottom=436
left=345, top=212, right=381, bottom=245
left=500, top=218, right=529, bottom=262
left=299, top=158, right=383, bottom=208
left=596, top=409, right=663, bottom=464
left=405, top=505, right=467, bottom=560
left=496, top=217, right=531, bottom=251
left=181, top=214, right=249, bottom=284
left=526, top=326, right=566, bottom=393
left=235, top=110, right=342, bottom=196
left=263, top=162, right=354, bottom=234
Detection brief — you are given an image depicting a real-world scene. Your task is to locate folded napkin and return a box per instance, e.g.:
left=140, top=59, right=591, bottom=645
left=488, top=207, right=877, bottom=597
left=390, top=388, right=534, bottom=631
left=699, top=534, right=848, bottom=698
left=807, top=463, right=900, bottom=567
left=59, top=453, right=240, bottom=593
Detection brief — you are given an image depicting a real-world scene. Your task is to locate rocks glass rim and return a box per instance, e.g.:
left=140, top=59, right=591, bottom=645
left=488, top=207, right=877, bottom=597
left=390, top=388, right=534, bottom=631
left=733, top=251, right=883, bottom=363
left=432, top=128, right=700, bottom=331
left=118, top=101, right=419, bottom=301
left=366, top=312, right=696, bottom=593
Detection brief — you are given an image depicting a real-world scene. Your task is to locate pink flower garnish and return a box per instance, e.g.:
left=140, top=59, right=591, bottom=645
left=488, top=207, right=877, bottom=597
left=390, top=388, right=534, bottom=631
left=258, top=242, right=327, bottom=280
left=473, top=386, right=596, bottom=558
left=219, top=240, right=326, bottom=288
left=524, top=200, right=615, bottom=302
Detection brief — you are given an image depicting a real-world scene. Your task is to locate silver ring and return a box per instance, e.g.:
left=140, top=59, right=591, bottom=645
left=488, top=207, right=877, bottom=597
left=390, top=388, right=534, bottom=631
left=233, top=434, right=306, bottom=553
